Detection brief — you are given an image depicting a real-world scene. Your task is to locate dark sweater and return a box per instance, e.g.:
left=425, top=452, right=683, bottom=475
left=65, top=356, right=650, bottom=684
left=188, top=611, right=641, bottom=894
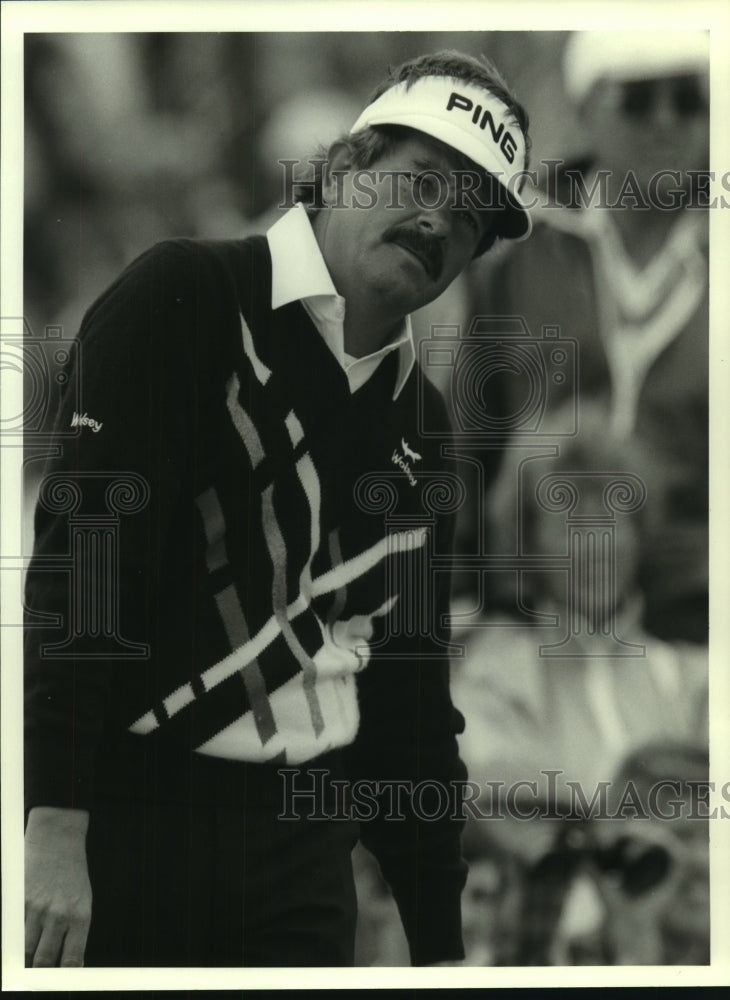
left=24, top=235, right=468, bottom=964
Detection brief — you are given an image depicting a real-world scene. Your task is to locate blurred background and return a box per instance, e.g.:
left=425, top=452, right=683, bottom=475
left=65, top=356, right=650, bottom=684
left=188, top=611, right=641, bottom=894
left=22, top=30, right=711, bottom=967
left=21, top=30, right=573, bottom=552
left=23, top=31, right=576, bottom=347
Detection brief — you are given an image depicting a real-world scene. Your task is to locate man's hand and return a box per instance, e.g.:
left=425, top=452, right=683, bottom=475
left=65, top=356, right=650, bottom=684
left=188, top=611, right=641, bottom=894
left=25, top=807, right=92, bottom=967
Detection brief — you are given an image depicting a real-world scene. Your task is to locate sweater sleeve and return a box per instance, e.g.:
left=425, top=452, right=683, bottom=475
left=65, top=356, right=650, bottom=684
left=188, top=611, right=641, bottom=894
left=344, top=452, right=468, bottom=966
left=23, top=240, right=212, bottom=811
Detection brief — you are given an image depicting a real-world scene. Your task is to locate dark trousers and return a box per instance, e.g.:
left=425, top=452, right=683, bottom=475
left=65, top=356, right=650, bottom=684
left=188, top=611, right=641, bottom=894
left=83, top=749, right=359, bottom=967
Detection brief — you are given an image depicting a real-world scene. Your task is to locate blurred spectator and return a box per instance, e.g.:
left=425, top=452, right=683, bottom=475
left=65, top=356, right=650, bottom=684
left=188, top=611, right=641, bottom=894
left=459, top=817, right=522, bottom=966
left=499, top=741, right=710, bottom=966
left=450, top=404, right=708, bottom=964
left=466, top=30, right=710, bottom=644
left=24, top=33, right=257, bottom=340
left=25, top=30, right=713, bottom=967
left=592, top=741, right=711, bottom=965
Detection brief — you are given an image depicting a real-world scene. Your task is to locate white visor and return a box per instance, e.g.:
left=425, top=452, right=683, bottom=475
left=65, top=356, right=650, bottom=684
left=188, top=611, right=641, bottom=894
left=350, top=76, right=531, bottom=240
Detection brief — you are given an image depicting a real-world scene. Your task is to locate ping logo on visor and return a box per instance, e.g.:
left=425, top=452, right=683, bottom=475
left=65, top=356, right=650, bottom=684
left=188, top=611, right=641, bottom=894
left=445, top=91, right=519, bottom=165
left=349, top=75, right=531, bottom=239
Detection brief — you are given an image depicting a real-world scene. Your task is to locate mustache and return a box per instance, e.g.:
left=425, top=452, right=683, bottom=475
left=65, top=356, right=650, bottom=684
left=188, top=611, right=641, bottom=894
left=384, top=225, right=444, bottom=281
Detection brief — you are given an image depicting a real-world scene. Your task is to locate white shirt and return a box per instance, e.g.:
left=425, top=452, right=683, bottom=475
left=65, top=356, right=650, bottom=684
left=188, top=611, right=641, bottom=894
left=266, top=203, right=416, bottom=399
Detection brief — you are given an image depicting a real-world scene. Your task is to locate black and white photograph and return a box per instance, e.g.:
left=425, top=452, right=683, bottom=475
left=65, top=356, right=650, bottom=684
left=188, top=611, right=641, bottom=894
left=2, top=0, right=729, bottom=990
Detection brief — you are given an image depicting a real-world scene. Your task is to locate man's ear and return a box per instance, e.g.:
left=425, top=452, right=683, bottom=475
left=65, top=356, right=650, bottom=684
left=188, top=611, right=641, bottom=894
left=322, top=140, right=354, bottom=204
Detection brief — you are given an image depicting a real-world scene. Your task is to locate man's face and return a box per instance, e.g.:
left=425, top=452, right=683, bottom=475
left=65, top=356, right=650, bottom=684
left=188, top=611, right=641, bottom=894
left=315, top=132, right=498, bottom=316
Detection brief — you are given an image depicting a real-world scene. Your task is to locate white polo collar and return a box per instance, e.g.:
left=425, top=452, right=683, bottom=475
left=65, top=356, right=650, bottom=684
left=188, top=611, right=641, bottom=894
left=266, top=203, right=416, bottom=399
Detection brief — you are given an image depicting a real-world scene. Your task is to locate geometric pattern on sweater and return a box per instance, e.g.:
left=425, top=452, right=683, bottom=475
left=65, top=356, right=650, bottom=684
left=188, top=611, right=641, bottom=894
left=128, top=307, right=429, bottom=764
left=24, top=232, right=469, bottom=964
left=24, top=232, right=461, bottom=795
left=128, top=517, right=423, bottom=762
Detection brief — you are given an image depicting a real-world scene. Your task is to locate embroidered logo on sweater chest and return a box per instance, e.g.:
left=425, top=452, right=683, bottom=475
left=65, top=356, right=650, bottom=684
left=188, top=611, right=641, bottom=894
left=392, top=438, right=421, bottom=487
left=70, top=411, right=103, bottom=433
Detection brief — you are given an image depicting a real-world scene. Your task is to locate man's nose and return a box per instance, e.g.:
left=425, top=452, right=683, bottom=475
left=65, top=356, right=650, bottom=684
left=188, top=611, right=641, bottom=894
left=415, top=205, right=450, bottom=239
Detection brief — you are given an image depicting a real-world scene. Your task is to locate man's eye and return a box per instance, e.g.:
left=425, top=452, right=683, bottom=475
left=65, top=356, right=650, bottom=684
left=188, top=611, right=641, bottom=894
left=397, top=171, right=420, bottom=194
left=414, top=172, right=439, bottom=196
left=456, top=209, right=479, bottom=232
